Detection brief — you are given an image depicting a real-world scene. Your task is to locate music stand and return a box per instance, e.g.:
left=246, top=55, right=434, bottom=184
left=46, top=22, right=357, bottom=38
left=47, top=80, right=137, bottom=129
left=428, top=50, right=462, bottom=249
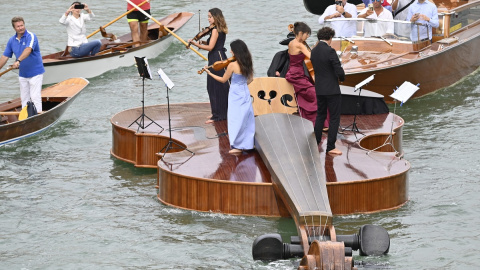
left=157, top=68, right=194, bottom=161
left=342, top=74, right=375, bottom=140
left=367, top=81, right=419, bottom=156
left=128, top=56, right=164, bottom=133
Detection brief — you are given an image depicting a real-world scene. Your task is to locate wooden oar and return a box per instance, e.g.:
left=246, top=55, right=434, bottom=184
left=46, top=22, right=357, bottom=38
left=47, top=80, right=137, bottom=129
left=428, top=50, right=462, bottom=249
left=0, top=111, right=20, bottom=116
left=86, top=0, right=149, bottom=39
left=0, top=67, right=14, bottom=77
left=125, top=0, right=208, bottom=61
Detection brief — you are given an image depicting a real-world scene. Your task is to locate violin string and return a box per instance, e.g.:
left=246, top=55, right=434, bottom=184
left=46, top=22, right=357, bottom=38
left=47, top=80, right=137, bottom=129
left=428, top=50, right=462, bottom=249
left=254, top=79, right=307, bottom=243
left=276, top=78, right=331, bottom=243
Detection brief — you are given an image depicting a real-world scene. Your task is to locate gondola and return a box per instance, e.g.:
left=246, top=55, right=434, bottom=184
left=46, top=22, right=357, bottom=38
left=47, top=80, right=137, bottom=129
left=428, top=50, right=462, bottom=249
left=0, top=77, right=89, bottom=146
left=41, top=12, right=194, bottom=85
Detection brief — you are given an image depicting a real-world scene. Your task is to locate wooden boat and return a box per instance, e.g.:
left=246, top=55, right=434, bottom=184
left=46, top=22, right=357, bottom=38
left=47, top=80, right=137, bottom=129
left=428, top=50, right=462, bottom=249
left=111, top=77, right=407, bottom=268
left=0, top=77, right=89, bottom=146
left=42, top=12, right=194, bottom=85
left=304, top=0, right=480, bottom=102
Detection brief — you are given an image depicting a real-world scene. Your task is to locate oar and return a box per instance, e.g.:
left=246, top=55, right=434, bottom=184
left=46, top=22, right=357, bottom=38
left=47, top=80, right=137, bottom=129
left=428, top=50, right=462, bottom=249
left=0, top=66, right=14, bottom=77
left=86, top=0, right=149, bottom=39
left=125, top=0, right=208, bottom=61
left=0, top=111, right=20, bottom=116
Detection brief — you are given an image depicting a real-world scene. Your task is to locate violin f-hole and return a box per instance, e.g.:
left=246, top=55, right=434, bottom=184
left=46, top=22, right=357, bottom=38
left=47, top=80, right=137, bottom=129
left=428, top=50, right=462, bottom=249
left=258, top=90, right=277, bottom=105
left=280, top=94, right=296, bottom=108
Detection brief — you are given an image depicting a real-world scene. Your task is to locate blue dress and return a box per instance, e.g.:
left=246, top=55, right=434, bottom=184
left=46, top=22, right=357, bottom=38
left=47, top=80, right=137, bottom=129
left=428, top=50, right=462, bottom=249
left=228, top=73, right=255, bottom=150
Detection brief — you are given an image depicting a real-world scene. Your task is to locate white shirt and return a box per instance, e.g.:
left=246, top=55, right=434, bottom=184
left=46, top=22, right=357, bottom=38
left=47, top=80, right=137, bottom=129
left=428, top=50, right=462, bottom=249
left=59, top=12, right=95, bottom=47
left=319, top=3, right=358, bottom=38
left=359, top=7, right=394, bottom=37
left=393, top=0, right=413, bottom=37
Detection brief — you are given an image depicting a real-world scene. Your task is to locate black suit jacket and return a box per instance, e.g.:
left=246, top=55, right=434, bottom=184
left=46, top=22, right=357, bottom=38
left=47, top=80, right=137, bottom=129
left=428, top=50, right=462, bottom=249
left=311, top=41, right=345, bottom=96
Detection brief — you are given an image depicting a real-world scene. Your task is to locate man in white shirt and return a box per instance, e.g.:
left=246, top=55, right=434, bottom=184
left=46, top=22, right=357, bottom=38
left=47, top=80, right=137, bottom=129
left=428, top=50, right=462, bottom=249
left=318, top=0, right=358, bottom=38
left=358, top=0, right=394, bottom=37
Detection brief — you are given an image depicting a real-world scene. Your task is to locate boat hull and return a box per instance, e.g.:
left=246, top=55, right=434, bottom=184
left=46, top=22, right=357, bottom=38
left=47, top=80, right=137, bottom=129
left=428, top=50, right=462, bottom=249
left=43, top=36, right=174, bottom=85
left=0, top=78, right=89, bottom=146
left=42, top=12, right=194, bottom=85
left=342, top=35, right=480, bottom=102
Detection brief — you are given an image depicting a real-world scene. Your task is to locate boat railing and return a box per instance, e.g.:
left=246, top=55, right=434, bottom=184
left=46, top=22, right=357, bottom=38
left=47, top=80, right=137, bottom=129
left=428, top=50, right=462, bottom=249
left=323, top=18, right=431, bottom=43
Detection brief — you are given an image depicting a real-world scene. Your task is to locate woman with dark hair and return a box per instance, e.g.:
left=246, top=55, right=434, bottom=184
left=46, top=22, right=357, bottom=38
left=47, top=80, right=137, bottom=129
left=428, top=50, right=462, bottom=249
left=285, top=22, right=329, bottom=129
left=204, top=39, right=255, bottom=155
left=189, top=8, right=229, bottom=124
left=59, top=2, right=102, bottom=58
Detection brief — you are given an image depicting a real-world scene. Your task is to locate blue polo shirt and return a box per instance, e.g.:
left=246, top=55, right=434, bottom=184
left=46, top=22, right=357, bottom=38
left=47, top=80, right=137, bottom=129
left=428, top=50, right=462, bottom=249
left=3, top=29, right=45, bottom=78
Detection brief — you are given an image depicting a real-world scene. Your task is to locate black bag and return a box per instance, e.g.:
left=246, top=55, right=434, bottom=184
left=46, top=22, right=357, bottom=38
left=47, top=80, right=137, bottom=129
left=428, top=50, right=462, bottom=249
left=27, top=101, right=38, bottom=117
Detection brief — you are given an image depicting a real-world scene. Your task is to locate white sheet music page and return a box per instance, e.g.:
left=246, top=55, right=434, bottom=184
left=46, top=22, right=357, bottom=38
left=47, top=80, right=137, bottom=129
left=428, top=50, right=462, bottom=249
left=390, top=81, right=419, bottom=103
left=157, top=68, right=175, bottom=89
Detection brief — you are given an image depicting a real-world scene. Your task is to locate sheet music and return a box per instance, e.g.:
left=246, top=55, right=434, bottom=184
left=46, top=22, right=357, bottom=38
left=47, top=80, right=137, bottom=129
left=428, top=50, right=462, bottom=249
left=390, top=81, right=419, bottom=103
left=355, top=74, right=375, bottom=91
left=157, top=68, right=174, bottom=89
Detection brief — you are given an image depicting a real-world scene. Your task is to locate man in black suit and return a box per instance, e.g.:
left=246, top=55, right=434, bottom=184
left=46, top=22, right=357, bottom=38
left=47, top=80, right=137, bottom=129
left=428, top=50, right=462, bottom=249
left=311, top=27, right=345, bottom=155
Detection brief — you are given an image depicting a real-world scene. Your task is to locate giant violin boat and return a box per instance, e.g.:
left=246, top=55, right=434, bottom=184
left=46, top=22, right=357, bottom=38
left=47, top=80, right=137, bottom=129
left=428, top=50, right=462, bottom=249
left=304, top=0, right=480, bottom=102
left=111, top=75, right=410, bottom=268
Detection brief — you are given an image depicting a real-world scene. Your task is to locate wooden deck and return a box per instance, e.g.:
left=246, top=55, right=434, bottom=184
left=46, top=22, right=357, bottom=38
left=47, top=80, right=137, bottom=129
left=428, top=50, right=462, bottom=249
left=111, top=102, right=409, bottom=215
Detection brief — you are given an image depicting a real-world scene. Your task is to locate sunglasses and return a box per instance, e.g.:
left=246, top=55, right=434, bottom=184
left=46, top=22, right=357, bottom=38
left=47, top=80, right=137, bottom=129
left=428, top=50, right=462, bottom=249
left=373, top=0, right=382, bottom=2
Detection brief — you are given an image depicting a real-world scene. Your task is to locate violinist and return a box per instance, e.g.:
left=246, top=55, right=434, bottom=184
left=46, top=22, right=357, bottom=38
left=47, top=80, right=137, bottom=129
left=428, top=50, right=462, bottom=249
left=188, top=8, right=229, bottom=124
left=203, top=40, right=255, bottom=155
left=285, top=22, right=329, bottom=130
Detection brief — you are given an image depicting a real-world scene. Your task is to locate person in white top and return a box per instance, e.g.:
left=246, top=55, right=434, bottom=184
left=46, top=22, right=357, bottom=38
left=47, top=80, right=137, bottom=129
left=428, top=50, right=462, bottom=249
left=392, top=0, right=415, bottom=37
left=318, top=0, right=358, bottom=38
left=59, top=2, right=102, bottom=58
left=358, top=0, right=394, bottom=37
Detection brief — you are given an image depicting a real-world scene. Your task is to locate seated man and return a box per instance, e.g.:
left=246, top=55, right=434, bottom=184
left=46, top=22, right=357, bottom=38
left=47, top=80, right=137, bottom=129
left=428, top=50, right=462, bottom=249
left=358, top=0, right=394, bottom=37
left=318, top=0, right=358, bottom=38
left=406, top=0, right=439, bottom=42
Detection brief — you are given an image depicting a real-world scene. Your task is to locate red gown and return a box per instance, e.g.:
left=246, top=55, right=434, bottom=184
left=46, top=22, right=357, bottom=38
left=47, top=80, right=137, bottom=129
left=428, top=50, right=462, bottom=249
left=285, top=53, right=329, bottom=126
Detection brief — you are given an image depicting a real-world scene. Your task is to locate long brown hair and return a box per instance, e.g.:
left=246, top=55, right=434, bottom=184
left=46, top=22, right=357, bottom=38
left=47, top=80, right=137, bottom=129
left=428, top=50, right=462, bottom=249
left=209, top=8, right=228, bottom=34
left=230, top=39, right=253, bottom=80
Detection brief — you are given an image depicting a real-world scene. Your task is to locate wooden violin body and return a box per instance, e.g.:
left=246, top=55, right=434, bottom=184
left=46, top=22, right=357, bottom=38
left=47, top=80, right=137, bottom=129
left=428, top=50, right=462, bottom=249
left=110, top=77, right=408, bottom=269
left=198, top=56, right=236, bottom=74
left=187, top=24, right=215, bottom=49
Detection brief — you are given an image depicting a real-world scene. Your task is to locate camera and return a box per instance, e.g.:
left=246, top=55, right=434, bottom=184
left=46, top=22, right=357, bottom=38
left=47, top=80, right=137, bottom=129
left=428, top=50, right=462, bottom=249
left=335, top=1, right=342, bottom=6
left=368, top=3, right=374, bottom=11
left=74, top=4, right=85, bottom=9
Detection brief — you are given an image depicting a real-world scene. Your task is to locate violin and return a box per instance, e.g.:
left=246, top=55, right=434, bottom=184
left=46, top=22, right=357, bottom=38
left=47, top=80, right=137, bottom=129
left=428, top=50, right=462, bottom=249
left=198, top=56, right=236, bottom=74
left=288, top=24, right=315, bottom=82
left=186, top=24, right=215, bottom=49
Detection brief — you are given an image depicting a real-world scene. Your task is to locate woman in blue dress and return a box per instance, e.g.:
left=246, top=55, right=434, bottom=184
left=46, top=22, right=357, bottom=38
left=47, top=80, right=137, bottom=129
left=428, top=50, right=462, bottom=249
left=204, top=39, right=255, bottom=155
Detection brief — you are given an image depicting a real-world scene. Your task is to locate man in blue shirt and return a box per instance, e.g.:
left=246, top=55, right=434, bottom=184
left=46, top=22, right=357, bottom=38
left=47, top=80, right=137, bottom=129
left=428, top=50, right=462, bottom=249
left=407, top=0, right=439, bottom=42
left=0, top=17, right=45, bottom=112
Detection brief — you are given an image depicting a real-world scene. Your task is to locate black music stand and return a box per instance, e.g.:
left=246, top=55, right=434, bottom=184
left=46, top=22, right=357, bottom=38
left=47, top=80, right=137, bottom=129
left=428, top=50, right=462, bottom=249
left=128, top=56, right=164, bottom=133
left=156, top=68, right=194, bottom=161
left=367, top=81, right=419, bottom=156
left=341, top=74, right=375, bottom=140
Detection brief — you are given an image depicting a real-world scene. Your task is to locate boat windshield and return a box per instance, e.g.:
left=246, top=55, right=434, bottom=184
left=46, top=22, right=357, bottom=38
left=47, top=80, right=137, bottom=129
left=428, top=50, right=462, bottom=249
left=322, top=18, right=432, bottom=43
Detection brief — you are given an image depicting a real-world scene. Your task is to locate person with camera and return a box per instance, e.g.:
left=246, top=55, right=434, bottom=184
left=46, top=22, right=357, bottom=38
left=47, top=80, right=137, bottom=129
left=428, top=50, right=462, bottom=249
left=59, top=2, right=102, bottom=58
left=0, top=16, right=45, bottom=113
left=358, top=0, right=394, bottom=38
left=406, top=0, right=438, bottom=42
left=318, top=0, right=358, bottom=38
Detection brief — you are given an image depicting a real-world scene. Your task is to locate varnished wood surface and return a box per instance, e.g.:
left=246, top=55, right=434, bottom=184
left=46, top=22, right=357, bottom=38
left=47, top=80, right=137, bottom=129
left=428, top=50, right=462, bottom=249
left=111, top=102, right=409, bottom=215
